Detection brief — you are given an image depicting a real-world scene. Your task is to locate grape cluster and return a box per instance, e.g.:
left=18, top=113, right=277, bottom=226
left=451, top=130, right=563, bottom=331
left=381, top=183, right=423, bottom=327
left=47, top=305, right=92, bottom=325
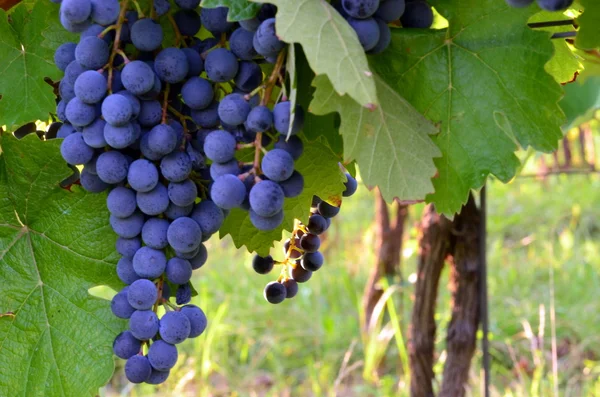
left=51, top=0, right=312, bottom=385
left=252, top=173, right=358, bottom=303
left=332, top=0, right=433, bottom=54
left=505, top=0, right=573, bottom=11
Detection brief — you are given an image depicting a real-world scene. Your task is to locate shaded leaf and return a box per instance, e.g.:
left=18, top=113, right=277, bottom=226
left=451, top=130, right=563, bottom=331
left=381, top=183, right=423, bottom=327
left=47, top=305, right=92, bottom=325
left=201, top=0, right=261, bottom=21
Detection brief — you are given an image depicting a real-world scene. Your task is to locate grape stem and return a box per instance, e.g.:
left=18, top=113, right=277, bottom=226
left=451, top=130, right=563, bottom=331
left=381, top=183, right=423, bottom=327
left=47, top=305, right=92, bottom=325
left=115, top=49, right=130, bottom=63
left=98, top=25, right=116, bottom=38
left=162, top=84, right=171, bottom=124
left=252, top=50, right=287, bottom=173
left=152, top=276, right=164, bottom=313
left=167, top=13, right=185, bottom=48
left=106, top=0, right=130, bottom=93
left=131, top=0, right=145, bottom=18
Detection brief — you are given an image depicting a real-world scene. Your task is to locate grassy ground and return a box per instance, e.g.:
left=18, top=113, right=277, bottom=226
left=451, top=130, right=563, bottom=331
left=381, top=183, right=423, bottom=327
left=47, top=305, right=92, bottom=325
left=101, top=164, right=600, bottom=397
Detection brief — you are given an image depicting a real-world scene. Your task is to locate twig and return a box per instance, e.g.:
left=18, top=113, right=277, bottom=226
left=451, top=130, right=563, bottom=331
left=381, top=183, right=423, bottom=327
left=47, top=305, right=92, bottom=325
left=162, top=83, right=170, bottom=124
left=107, top=0, right=130, bottom=93
left=167, top=13, right=185, bottom=47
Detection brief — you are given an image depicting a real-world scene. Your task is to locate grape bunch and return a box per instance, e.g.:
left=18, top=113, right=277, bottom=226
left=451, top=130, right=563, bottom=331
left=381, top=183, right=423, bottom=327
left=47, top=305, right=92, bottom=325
left=332, top=0, right=434, bottom=54
left=252, top=172, right=358, bottom=303
left=505, top=0, right=573, bottom=11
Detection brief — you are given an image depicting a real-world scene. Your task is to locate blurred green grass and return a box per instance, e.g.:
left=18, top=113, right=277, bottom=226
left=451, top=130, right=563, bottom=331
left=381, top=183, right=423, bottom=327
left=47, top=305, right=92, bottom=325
left=102, top=167, right=600, bottom=397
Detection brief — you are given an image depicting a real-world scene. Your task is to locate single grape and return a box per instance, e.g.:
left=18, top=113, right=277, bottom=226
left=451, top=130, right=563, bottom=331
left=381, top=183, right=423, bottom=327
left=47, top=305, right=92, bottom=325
left=110, top=212, right=145, bottom=238
left=165, top=257, right=193, bottom=285
left=211, top=174, right=247, bottom=209
left=218, top=94, right=251, bottom=126
left=168, top=179, right=197, bottom=207
left=190, top=200, right=224, bottom=235
left=147, top=340, right=178, bottom=371
left=131, top=19, right=164, bottom=52
left=182, top=47, right=204, bottom=77
left=125, top=355, right=152, bottom=384
left=249, top=180, right=284, bottom=217
left=343, top=0, right=379, bottom=18
left=273, top=101, right=304, bottom=135
left=176, top=283, right=192, bottom=305
left=57, top=100, right=68, bottom=122
left=180, top=304, right=207, bottom=337
left=246, top=106, right=273, bottom=133
left=173, top=9, right=202, bottom=36
left=74, top=70, right=107, bottom=105
left=80, top=168, right=110, bottom=192
left=155, top=47, right=189, bottom=84
left=116, top=237, right=142, bottom=259
left=146, top=124, right=178, bottom=156
left=61, top=0, right=92, bottom=24
left=111, top=289, right=136, bottom=319
left=307, top=214, right=329, bottom=235
left=400, top=0, right=433, bottom=28
left=250, top=209, right=284, bottom=231
left=146, top=369, right=170, bottom=385
left=137, top=184, right=170, bottom=216
left=127, top=279, right=158, bottom=310
left=138, top=99, right=162, bottom=127
left=375, top=0, right=405, bottom=22
left=279, top=171, right=304, bottom=198
left=347, top=17, right=380, bottom=51
left=113, top=331, right=142, bottom=359
left=141, top=217, right=170, bottom=249
left=161, top=151, right=193, bottom=183
left=129, top=310, right=159, bottom=340
left=54, top=42, right=77, bottom=72
left=291, top=265, right=312, bottom=283
left=230, top=28, right=258, bottom=60
left=261, top=149, right=295, bottom=182
left=283, top=279, right=298, bottom=299
left=107, top=187, right=137, bottom=218
left=91, top=0, right=120, bottom=25
left=205, top=48, right=239, bottom=83
left=80, top=119, right=106, bottom=148
left=253, top=18, right=284, bottom=57
left=233, top=61, right=263, bottom=92
left=204, top=130, right=237, bottom=163
left=167, top=216, right=203, bottom=253
left=239, top=17, right=260, bottom=32
left=189, top=243, right=208, bottom=269
left=301, top=251, right=324, bottom=272
left=104, top=123, right=137, bottom=149
left=165, top=202, right=194, bottom=220
left=64, top=60, right=88, bottom=86
left=128, top=159, right=159, bottom=193
left=154, top=0, right=171, bottom=16
left=181, top=77, right=213, bottom=110
left=368, top=17, right=391, bottom=54
left=121, top=61, right=156, bottom=95
left=318, top=201, right=341, bottom=218
left=343, top=172, right=358, bottom=196
left=65, top=97, right=96, bottom=127
left=59, top=80, right=76, bottom=103
left=96, top=150, right=129, bottom=184
left=102, top=94, right=133, bottom=126
left=264, top=281, right=286, bottom=304
left=60, top=132, right=94, bottom=165
left=252, top=255, right=274, bottom=274
left=60, top=11, right=92, bottom=33
left=201, top=7, right=234, bottom=35
left=75, top=36, right=109, bottom=69
left=191, top=102, right=220, bottom=128
left=536, top=0, right=573, bottom=11
left=159, top=311, right=191, bottom=345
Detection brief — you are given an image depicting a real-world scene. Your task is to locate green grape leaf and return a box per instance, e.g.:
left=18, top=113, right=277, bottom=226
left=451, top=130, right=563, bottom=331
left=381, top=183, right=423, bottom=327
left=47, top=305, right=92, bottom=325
left=560, top=76, right=600, bottom=131
left=295, top=46, right=343, bottom=156
left=0, top=1, right=65, bottom=129
left=219, top=139, right=345, bottom=255
left=311, top=74, right=440, bottom=204
left=0, top=134, right=123, bottom=397
left=260, top=0, right=378, bottom=109
left=370, top=0, right=564, bottom=215
left=201, top=0, right=261, bottom=21
left=576, top=0, right=600, bottom=50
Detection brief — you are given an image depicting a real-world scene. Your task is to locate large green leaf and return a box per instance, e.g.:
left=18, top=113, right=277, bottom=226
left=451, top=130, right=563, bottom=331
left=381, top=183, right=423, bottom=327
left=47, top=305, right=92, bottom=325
left=261, top=0, right=378, bottom=109
left=0, top=1, right=66, bottom=129
left=311, top=74, right=440, bottom=204
left=220, top=139, right=345, bottom=255
left=560, top=76, right=600, bottom=130
left=201, top=0, right=261, bottom=21
left=370, top=0, right=564, bottom=215
left=0, top=134, right=123, bottom=397
left=576, top=0, right=600, bottom=50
